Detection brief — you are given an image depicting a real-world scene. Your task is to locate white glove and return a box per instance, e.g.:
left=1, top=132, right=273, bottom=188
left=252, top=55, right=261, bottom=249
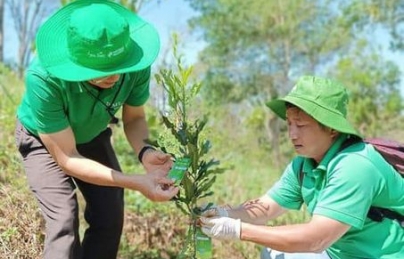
left=201, top=205, right=230, bottom=217
left=200, top=216, right=241, bottom=240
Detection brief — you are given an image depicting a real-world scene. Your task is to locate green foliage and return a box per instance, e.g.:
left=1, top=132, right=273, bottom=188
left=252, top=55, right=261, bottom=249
left=0, top=65, right=24, bottom=184
left=347, top=0, right=404, bottom=51
left=0, top=57, right=317, bottom=258
left=187, top=0, right=357, bottom=105
left=332, top=41, right=404, bottom=136
left=3, top=1, right=404, bottom=257
left=154, top=35, right=226, bottom=258
left=60, top=0, right=157, bottom=12
left=186, top=0, right=404, bottom=162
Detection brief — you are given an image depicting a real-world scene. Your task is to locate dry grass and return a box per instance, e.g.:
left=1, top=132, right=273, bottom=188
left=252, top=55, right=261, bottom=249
left=0, top=185, right=44, bottom=259
left=0, top=181, right=261, bottom=259
left=120, top=210, right=260, bottom=259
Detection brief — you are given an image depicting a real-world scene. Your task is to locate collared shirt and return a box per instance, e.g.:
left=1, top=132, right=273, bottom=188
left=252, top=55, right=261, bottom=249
left=17, top=58, right=150, bottom=144
left=269, top=134, right=404, bottom=259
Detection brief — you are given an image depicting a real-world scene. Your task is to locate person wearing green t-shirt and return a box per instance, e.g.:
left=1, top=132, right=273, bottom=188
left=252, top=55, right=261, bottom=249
left=199, top=76, right=404, bottom=258
left=14, top=1, right=179, bottom=259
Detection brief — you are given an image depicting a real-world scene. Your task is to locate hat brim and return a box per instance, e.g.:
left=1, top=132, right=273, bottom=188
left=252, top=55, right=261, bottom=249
left=36, top=0, right=160, bottom=81
left=266, top=96, right=362, bottom=138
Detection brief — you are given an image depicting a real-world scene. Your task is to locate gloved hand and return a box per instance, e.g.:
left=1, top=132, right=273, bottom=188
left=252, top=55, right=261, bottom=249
left=200, top=216, right=241, bottom=240
left=201, top=204, right=230, bottom=217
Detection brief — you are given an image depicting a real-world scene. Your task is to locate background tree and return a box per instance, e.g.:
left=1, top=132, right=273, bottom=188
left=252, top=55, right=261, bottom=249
left=5, top=0, right=56, bottom=77
left=333, top=42, right=403, bottom=136
left=186, top=0, right=404, bottom=165
left=1, top=0, right=162, bottom=78
left=360, top=0, right=404, bottom=51
left=2, top=1, right=404, bottom=258
left=61, top=0, right=159, bottom=13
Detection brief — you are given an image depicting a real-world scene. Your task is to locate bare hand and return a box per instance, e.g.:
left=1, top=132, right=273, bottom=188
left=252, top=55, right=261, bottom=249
left=142, top=149, right=173, bottom=174
left=138, top=171, right=179, bottom=202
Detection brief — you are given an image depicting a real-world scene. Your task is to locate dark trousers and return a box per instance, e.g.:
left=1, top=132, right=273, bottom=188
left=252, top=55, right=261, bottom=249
left=15, top=120, right=124, bottom=259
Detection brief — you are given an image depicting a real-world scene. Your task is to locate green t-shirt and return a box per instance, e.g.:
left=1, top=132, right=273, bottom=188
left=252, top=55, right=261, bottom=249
left=17, top=58, right=151, bottom=144
left=269, top=134, right=404, bottom=259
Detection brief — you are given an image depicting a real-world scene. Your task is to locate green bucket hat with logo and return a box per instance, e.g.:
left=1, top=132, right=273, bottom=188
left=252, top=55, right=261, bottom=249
left=266, top=75, right=362, bottom=138
left=36, top=0, right=160, bottom=81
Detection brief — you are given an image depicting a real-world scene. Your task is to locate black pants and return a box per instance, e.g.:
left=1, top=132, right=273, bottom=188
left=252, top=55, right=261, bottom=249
left=15, top=120, right=124, bottom=259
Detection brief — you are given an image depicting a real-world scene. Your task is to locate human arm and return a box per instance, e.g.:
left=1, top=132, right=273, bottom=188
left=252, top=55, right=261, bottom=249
left=203, top=159, right=300, bottom=224
left=201, top=213, right=350, bottom=253
left=122, top=104, right=172, bottom=172
left=204, top=195, right=287, bottom=225
left=240, top=214, right=350, bottom=253
left=230, top=195, right=288, bottom=224
left=39, top=127, right=178, bottom=201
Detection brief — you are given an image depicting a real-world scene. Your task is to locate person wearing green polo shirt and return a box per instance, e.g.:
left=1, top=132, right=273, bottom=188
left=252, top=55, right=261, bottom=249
left=14, top=1, right=179, bottom=259
left=199, top=76, right=404, bottom=258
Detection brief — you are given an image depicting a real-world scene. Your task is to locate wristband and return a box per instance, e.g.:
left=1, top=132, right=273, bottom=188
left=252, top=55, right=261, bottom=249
left=138, top=146, right=156, bottom=163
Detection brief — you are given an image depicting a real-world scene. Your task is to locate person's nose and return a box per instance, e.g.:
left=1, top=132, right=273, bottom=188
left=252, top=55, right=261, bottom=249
left=288, top=125, right=298, bottom=140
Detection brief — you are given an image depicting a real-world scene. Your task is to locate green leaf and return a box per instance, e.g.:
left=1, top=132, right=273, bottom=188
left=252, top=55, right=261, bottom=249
left=153, top=36, right=228, bottom=256
left=199, top=140, right=212, bottom=157
left=175, top=201, right=189, bottom=215
left=196, top=159, right=220, bottom=181
left=198, top=191, right=214, bottom=200
left=195, top=176, right=216, bottom=197
left=196, top=116, right=208, bottom=132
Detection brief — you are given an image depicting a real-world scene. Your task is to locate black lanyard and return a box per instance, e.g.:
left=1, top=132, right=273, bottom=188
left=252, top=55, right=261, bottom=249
left=81, top=74, right=126, bottom=124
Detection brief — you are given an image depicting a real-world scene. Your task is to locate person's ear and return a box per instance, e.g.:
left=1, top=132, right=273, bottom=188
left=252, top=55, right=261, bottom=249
left=330, top=129, right=339, bottom=139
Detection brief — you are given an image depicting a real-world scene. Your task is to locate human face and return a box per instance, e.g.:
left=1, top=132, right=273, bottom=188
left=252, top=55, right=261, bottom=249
left=286, top=107, right=338, bottom=163
left=88, top=74, right=120, bottom=88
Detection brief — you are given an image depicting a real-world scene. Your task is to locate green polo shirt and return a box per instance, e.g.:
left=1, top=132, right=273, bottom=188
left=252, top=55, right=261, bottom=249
left=268, top=134, right=404, bottom=259
left=17, top=58, right=151, bottom=144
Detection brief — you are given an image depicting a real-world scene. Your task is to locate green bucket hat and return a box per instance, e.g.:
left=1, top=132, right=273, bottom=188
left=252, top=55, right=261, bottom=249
left=36, top=0, right=160, bottom=81
left=266, top=75, right=361, bottom=138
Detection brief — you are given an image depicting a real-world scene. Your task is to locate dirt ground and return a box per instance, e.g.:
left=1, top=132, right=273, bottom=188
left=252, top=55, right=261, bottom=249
left=0, top=186, right=260, bottom=259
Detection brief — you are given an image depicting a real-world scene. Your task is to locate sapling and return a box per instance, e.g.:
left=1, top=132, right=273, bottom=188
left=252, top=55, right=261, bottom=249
left=153, top=36, right=225, bottom=259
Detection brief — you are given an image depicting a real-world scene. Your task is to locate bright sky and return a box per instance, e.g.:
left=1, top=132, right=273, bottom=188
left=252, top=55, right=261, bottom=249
left=4, top=0, right=404, bottom=96
left=3, top=0, right=202, bottom=65
left=142, top=0, right=404, bottom=96
left=139, top=0, right=204, bottom=65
